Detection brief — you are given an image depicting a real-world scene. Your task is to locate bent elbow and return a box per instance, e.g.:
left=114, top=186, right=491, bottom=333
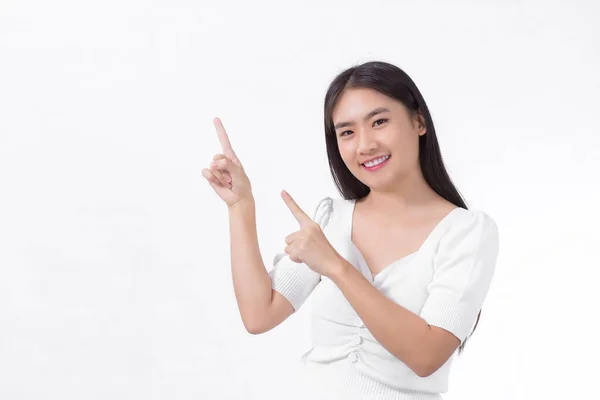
left=244, top=321, right=266, bottom=335
left=414, top=366, right=435, bottom=378
left=413, top=358, right=444, bottom=378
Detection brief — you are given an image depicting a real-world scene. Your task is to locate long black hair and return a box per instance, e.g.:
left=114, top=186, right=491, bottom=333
left=323, top=60, right=480, bottom=355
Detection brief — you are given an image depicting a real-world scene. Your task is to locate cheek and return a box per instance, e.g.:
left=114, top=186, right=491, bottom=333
left=337, top=143, right=355, bottom=165
left=391, top=140, right=419, bottom=168
left=390, top=130, right=417, bottom=152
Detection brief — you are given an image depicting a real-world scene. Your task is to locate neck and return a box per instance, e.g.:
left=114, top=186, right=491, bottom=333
left=364, top=168, right=438, bottom=212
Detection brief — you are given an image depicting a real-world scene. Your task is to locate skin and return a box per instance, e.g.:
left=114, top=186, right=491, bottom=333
left=333, top=87, right=438, bottom=212
left=334, top=87, right=460, bottom=275
left=204, top=89, right=463, bottom=376
left=328, top=87, right=462, bottom=376
left=201, top=117, right=253, bottom=208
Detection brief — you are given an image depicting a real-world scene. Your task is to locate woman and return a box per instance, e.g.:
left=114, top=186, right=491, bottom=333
left=202, top=61, right=499, bottom=399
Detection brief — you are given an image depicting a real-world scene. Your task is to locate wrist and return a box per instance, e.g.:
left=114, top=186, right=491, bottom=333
left=326, top=255, right=351, bottom=281
left=228, top=197, right=255, bottom=212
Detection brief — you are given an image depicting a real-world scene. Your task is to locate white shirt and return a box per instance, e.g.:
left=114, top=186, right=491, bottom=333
left=269, top=196, right=499, bottom=399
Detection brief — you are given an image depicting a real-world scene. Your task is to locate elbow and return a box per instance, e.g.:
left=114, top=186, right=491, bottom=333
left=391, top=349, right=437, bottom=377
left=242, top=302, right=277, bottom=335
left=244, top=314, right=276, bottom=335
left=414, top=365, right=437, bottom=378
left=412, top=354, right=444, bottom=378
left=244, top=320, right=266, bottom=335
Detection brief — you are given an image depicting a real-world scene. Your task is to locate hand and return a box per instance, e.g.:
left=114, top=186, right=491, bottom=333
left=281, top=190, right=342, bottom=277
left=202, top=117, right=253, bottom=208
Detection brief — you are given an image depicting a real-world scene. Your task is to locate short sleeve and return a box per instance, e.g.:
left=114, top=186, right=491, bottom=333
left=420, top=209, right=500, bottom=344
left=268, top=196, right=334, bottom=312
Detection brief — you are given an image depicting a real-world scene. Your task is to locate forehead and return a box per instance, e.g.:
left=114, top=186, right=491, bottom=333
left=332, top=88, right=399, bottom=122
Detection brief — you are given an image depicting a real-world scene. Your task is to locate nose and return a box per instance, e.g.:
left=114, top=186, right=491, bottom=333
left=357, top=130, right=379, bottom=154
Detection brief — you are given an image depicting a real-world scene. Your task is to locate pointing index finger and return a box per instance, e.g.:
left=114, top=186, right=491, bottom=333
left=281, top=190, right=312, bottom=226
left=213, top=117, right=238, bottom=161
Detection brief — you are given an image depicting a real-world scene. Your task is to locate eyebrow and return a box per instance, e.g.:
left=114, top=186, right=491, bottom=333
left=333, top=107, right=391, bottom=130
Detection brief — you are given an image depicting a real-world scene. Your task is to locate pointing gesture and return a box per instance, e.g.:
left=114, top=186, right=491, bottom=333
left=281, top=190, right=343, bottom=277
left=202, top=117, right=253, bottom=208
left=281, top=190, right=314, bottom=227
left=214, top=117, right=241, bottom=167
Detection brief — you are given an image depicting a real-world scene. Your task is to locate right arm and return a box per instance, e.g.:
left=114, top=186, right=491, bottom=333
left=202, top=117, right=320, bottom=334
left=228, top=198, right=294, bottom=334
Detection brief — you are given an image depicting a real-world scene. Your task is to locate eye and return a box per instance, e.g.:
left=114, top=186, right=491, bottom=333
left=373, top=118, right=388, bottom=127
left=338, top=119, right=387, bottom=137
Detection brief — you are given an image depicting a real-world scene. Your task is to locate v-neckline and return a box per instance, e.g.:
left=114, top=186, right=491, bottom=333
left=348, top=198, right=461, bottom=283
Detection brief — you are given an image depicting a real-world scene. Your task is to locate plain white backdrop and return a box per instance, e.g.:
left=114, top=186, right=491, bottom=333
left=1, top=0, right=599, bottom=399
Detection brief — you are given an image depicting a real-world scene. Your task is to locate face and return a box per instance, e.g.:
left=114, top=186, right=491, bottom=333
left=332, top=87, right=426, bottom=190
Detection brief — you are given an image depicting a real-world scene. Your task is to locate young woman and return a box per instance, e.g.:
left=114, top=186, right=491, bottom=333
left=202, top=61, right=500, bottom=399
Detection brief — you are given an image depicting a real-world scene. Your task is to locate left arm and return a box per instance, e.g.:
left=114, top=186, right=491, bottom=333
left=328, top=258, right=459, bottom=378
left=278, top=193, right=498, bottom=377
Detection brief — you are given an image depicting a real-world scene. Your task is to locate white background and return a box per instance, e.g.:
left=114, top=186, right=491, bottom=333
left=1, top=1, right=599, bottom=399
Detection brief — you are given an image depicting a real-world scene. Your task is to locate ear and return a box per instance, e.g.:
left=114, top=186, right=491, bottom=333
left=414, top=111, right=427, bottom=136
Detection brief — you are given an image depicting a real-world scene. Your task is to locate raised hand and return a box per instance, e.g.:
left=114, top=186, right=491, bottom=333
left=202, top=117, right=253, bottom=207
left=281, top=190, right=342, bottom=277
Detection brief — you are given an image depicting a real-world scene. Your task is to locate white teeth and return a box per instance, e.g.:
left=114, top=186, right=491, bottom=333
left=363, top=155, right=390, bottom=167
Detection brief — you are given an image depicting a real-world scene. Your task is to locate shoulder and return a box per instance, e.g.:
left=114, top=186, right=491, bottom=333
left=312, top=196, right=352, bottom=215
left=441, top=207, right=499, bottom=251
left=454, top=207, right=498, bottom=232
left=311, top=196, right=352, bottom=230
left=311, top=196, right=335, bottom=229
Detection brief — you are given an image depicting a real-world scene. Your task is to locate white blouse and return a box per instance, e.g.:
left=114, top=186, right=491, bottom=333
left=269, top=196, right=500, bottom=399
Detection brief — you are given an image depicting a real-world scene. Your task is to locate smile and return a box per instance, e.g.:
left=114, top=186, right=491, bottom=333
left=361, top=155, right=391, bottom=171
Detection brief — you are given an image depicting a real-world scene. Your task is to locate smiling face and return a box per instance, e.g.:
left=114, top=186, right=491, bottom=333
left=332, top=87, right=427, bottom=191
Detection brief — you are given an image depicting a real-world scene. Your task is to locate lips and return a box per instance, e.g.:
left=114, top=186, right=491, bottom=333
left=361, top=154, right=390, bottom=166
left=361, top=155, right=391, bottom=171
